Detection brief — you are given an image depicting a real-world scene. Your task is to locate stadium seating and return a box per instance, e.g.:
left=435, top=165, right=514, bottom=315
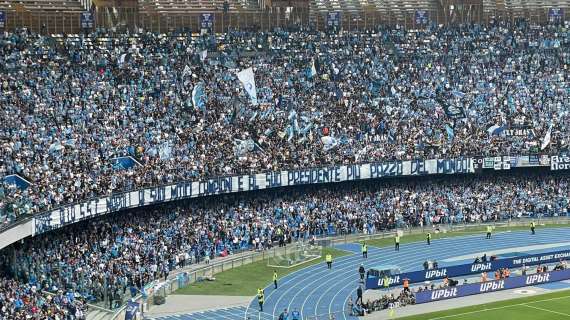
left=1, top=23, right=569, bottom=224
left=0, top=0, right=85, bottom=12
left=0, top=13, right=570, bottom=318
left=483, top=0, right=570, bottom=19
left=138, top=0, right=261, bottom=14
left=309, top=0, right=437, bottom=24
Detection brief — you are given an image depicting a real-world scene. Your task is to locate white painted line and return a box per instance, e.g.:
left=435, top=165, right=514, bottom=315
left=328, top=235, right=532, bottom=319
left=443, top=242, right=570, bottom=262
left=523, top=304, right=570, bottom=317
left=338, top=232, right=570, bottom=320
left=304, top=242, right=455, bottom=316
left=325, top=241, right=465, bottom=318
left=425, top=294, right=570, bottom=320
left=239, top=229, right=570, bottom=320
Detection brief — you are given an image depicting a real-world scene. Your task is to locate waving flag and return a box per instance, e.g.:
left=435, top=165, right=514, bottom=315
left=158, top=143, right=173, bottom=160
left=118, top=53, right=126, bottom=65
left=192, top=82, right=206, bottom=110
left=321, top=136, right=339, bottom=151
left=199, top=50, right=207, bottom=62
left=487, top=124, right=505, bottom=136
left=237, top=67, right=258, bottom=105
left=182, top=65, right=191, bottom=78
left=438, top=98, right=465, bottom=119
left=334, top=86, right=343, bottom=101
left=451, top=90, right=466, bottom=99
left=541, top=125, right=552, bottom=150
left=48, top=142, right=64, bottom=153
left=308, top=59, right=317, bottom=78
left=445, top=124, right=455, bottom=143
left=234, top=138, right=264, bottom=156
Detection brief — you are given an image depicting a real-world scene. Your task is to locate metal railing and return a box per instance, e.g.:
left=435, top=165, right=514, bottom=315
left=4, top=6, right=569, bottom=34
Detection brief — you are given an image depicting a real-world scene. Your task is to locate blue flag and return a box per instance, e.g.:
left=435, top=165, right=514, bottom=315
left=451, top=90, right=465, bottom=99
left=3, top=175, right=31, bottom=190
left=487, top=124, right=506, bottom=136
left=445, top=124, right=455, bottom=143
left=335, top=86, right=343, bottom=101
left=307, top=59, right=317, bottom=79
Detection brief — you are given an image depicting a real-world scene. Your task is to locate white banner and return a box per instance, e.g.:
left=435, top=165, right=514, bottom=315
left=32, top=158, right=475, bottom=235
left=551, top=155, right=570, bottom=171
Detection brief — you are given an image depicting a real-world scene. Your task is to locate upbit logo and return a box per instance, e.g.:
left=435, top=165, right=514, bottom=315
left=479, top=280, right=504, bottom=292
left=431, top=288, right=457, bottom=300
left=378, top=276, right=400, bottom=286
left=471, top=263, right=492, bottom=272
left=526, top=273, right=551, bottom=285
left=425, top=269, right=447, bottom=279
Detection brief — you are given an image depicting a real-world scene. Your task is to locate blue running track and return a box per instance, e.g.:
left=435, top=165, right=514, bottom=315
left=151, top=228, right=570, bottom=320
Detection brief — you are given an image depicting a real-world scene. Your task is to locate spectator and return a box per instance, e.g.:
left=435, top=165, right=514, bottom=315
left=0, top=23, right=569, bottom=224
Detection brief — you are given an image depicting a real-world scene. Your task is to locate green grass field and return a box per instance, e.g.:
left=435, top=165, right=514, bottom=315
left=399, top=290, right=570, bottom=320
left=365, top=223, right=570, bottom=248
left=175, top=247, right=349, bottom=296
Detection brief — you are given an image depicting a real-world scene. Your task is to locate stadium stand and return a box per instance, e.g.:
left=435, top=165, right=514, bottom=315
left=2, top=0, right=569, bottom=32
left=0, top=0, right=89, bottom=34
left=1, top=22, right=569, bottom=223
left=0, top=276, right=87, bottom=318
left=1, top=173, right=569, bottom=315
left=0, top=1, right=570, bottom=318
left=0, top=0, right=85, bottom=12
left=138, top=0, right=259, bottom=14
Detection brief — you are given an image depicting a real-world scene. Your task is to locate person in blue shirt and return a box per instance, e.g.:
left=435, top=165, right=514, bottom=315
left=14, top=297, right=24, bottom=309
left=291, top=308, right=300, bottom=320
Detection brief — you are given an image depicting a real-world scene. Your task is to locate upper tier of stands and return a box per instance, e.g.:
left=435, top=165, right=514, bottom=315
left=138, top=0, right=261, bottom=14
left=503, top=0, right=570, bottom=12
left=1, top=0, right=568, bottom=16
left=309, top=0, right=438, bottom=25
left=310, top=0, right=437, bottom=15
left=0, top=0, right=85, bottom=12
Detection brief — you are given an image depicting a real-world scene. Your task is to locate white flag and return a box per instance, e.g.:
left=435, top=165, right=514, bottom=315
left=118, top=53, right=127, bottom=65
left=310, top=59, right=317, bottom=78
left=199, top=50, right=207, bottom=62
left=332, top=63, right=339, bottom=75
left=320, top=136, right=338, bottom=151
left=182, top=65, right=191, bottom=77
left=541, top=125, right=552, bottom=150
left=237, top=67, right=258, bottom=105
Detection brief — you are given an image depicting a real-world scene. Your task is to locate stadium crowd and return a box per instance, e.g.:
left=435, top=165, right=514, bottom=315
left=0, top=173, right=567, bottom=313
left=0, top=278, right=87, bottom=319
left=0, top=20, right=569, bottom=317
left=1, top=21, right=570, bottom=223
left=349, top=287, right=415, bottom=316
